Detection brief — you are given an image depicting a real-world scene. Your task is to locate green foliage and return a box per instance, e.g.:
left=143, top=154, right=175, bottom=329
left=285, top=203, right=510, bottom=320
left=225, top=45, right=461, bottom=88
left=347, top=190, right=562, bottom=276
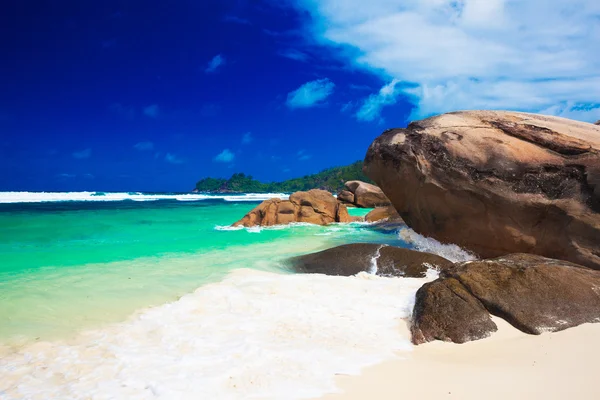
left=195, top=161, right=371, bottom=193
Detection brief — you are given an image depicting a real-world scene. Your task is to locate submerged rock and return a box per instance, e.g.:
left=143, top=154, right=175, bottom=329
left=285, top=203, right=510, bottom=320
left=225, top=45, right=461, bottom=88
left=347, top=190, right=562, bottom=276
left=337, top=180, right=392, bottom=208
left=411, top=254, right=600, bottom=344
left=290, top=243, right=453, bottom=278
left=232, top=189, right=352, bottom=227
left=365, top=111, right=600, bottom=269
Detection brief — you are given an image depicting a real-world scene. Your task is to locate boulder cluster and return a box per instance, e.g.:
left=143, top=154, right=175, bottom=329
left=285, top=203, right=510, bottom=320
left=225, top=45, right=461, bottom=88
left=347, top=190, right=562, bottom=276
left=232, top=189, right=353, bottom=227
left=231, top=111, right=600, bottom=345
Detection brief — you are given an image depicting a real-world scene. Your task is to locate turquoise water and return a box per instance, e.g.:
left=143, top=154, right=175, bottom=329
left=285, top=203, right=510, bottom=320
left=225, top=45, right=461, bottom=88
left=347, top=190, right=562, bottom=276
left=0, top=199, right=404, bottom=344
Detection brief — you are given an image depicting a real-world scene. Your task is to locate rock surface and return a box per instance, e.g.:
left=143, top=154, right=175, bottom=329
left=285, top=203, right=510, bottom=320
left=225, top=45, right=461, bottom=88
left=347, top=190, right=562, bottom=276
left=338, top=180, right=392, bottom=208
left=365, top=111, right=600, bottom=269
left=337, top=190, right=355, bottom=205
left=411, top=254, right=600, bottom=344
left=365, top=206, right=404, bottom=223
left=290, top=243, right=452, bottom=278
left=233, top=189, right=352, bottom=227
left=412, top=278, right=497, bottom=344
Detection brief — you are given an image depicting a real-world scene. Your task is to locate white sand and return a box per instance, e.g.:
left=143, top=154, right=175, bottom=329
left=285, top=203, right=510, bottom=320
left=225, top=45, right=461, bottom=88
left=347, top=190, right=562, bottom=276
left=319, top=318, right=600, bottom=400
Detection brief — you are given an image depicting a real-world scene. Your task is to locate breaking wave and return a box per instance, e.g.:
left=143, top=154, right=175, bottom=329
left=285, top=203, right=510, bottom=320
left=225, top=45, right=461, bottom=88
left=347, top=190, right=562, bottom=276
left=0, top=191, right=288, bottom=204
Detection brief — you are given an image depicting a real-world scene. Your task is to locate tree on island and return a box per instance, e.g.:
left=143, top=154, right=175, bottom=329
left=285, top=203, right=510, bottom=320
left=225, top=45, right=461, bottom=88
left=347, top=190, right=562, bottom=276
left=195, top=161, right=371, bottom=193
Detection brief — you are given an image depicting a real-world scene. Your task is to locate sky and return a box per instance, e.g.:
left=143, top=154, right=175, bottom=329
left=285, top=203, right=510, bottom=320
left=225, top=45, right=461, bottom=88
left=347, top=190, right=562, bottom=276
left=1, top=0, right=599, bottom=192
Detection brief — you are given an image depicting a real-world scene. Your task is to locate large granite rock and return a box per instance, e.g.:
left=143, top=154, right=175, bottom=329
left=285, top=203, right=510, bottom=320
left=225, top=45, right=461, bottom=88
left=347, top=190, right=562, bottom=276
left=411, top=254, right=600, bottom=344
left=338, top=180, right=392, bottom=208
left=232, top=189, right=352, bottom=227
left=290, top=243, right=452, bottom=278
left=365, top=111, right=600, bottom=269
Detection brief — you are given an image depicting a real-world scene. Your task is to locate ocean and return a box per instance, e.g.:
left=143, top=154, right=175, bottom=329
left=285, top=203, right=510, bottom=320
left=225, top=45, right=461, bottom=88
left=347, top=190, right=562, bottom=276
left=0, top=192, right=473, bottom=399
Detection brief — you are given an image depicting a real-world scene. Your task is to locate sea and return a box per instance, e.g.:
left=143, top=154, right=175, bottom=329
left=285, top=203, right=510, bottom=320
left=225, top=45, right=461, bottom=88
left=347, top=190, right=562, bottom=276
left=0, top=192, right=474, bottom=399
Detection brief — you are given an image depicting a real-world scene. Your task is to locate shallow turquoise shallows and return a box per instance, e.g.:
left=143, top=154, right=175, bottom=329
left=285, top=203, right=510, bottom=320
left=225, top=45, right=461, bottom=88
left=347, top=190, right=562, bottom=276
left=0, top=199, right=408, bottom=344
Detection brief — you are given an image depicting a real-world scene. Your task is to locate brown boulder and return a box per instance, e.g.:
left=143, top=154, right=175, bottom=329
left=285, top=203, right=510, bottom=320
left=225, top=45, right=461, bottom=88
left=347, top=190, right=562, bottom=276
left=411, top=278, right=497, bottom=344
left=337, top=190, right=355, bottom=205
left=365, top=111, right=600, bottom=269
left=290, top=243, right=453, bottom=277
left=365, top=206, right=404, bottom=223
left=344, top=180, right=392, bottom=208
left=411, top=254, right=600, bottom=344
left=232, top=189, right=352, bottom=227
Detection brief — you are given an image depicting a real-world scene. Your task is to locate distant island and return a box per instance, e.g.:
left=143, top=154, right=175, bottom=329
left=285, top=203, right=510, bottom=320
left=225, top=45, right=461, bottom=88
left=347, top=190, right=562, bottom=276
left=195, top=161, right=371, bottom=193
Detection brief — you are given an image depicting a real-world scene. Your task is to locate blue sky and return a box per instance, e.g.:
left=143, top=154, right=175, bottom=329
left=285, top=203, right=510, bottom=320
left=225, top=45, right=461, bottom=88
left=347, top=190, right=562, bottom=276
left=1, top=0, right=599, bottom=192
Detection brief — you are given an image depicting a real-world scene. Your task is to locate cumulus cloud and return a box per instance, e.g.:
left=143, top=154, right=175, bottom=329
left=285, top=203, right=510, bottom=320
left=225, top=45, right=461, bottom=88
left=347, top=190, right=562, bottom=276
left=133, top=141, right=154, bottom=151
left=356, top=79, right=401, bottom=122
left=286, top=78, right=335, bottom=109
left=72, top=148, right=91, bottom=159
left=165, top=153, right=184, bottom=164
left=214, top=149, right=235, bottom=163
left=291, top=0, right=600, bottom=122
left=205, top=54, right=226, bottom=73
left=143, top=104, right=159, bottom=118
left=242, top=132, right=253, bottom=144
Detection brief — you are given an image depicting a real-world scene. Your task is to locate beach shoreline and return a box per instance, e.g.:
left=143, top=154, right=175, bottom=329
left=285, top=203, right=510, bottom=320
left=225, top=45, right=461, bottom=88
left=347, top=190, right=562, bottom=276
left=318, top=317, right=600, bottom=400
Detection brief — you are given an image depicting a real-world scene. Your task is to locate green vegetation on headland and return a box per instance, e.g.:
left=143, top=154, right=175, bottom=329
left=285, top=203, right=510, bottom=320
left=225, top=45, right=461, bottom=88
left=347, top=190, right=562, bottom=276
left=195, top=161, right=371, bottom=193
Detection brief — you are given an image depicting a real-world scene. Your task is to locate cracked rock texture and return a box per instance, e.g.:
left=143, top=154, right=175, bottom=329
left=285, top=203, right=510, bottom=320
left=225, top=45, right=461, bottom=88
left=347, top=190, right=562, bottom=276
left=365, top=111, right=600, bottom=269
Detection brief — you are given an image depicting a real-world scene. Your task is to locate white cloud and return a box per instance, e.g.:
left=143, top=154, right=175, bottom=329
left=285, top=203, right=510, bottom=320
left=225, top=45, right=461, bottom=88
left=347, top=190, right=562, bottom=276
left=165, top=153, right=184, bottom=164
left=340, top=101, right=355, bottom=113
left=133, top=141, right=154, bottom=151
left=291, top=0, right=600, bottom=122
left=242, top=132, right=253, bottom=144
left=56, top=173, right=76, bottom=179
left=214, top=149, right=235, bottom=163
left=143, top=104, right=159, bottom=118
left=279, top=49, right=310, bottom=62
left=356, top=79, right=401, bottom=122
left=72, top=149, right=91, bottom=159
left=297, top=149, right=312, bottom=161
left=205, top=54, right=226, bottom=73
left=286, top=78, right=335, bottom=109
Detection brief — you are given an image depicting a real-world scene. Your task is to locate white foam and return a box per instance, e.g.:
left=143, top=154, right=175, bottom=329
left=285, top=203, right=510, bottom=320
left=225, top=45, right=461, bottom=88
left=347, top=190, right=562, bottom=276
left=399, top=228, right=477, bottom=263
left=213, top=222, right=321, bottom=233
left=0, top=269, right=435, bottom=399
left=0, top=192, right=288, bottom=204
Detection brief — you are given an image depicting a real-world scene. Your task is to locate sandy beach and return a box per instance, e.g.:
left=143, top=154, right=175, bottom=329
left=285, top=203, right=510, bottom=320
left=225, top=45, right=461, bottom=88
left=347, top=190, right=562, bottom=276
left=319, top=318, right=600, bottom=400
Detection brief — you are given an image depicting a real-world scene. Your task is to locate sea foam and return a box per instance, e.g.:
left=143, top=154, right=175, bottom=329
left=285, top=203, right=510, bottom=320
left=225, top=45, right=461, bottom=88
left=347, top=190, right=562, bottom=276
left=399, top=227, right=477, bottom=263
left=0, top=269, right=436, bottom=399
left=0, top=191, right=288, bottom=204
